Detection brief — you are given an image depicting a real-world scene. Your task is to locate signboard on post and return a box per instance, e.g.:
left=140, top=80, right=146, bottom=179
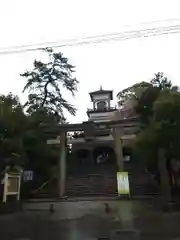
left=23, top=170, right=33, bottom=182
left=117, top=172, right=130, bottom=196
left=3, top=173, right=21, bottom=203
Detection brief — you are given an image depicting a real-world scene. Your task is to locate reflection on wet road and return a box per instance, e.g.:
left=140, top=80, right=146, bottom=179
left=0, top=200, right=180, bottom=239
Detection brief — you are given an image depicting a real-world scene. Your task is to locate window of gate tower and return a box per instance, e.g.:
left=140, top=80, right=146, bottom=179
left=97, top=101, right=107, bottom=111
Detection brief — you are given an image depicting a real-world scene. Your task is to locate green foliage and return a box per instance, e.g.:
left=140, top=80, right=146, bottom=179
left=135, top=84, right=160, bottom=126
left=117, top=81, right=151, bottom=106
left=0, top=48, right=79, bottom=194
left=151, top=72, right=174, bottom=90
left=0, top=93, right=27, bottom=170
left=119, top=72, right=180, bottom=167
left=135, top=90, right=180, bottom=169
left=21, top=48, right=79, bottom=120
left=153, top=90, right=180, bottom=147
left=136, top=72, right=179, bottom=126
left=0, top=95, right=61, bottom=184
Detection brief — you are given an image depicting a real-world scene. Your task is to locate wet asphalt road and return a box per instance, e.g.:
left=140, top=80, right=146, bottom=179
left=1, top=200, right=180, bottom=239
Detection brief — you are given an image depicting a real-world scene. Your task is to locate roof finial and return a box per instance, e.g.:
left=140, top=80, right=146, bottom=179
left=100, top=85, right=102, bottom=91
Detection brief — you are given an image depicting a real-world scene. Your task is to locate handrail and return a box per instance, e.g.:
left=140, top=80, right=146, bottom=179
left=31, top=176, right=55, bottom=195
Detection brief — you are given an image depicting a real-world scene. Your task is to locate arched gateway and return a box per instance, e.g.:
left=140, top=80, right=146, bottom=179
left=46, top=87, right=138, bottom=197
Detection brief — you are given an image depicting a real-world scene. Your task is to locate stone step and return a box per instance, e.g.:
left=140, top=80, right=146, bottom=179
left=30, top=169, right=159, bottom=198
left=66, top=171, right=117, bottom=197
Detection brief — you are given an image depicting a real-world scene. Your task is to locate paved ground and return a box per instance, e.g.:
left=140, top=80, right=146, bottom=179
left=1, top=200, right=180, bottom=239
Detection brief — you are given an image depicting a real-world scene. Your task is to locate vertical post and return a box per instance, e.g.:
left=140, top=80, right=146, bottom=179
left=17, top=174, right=21, bottom=201
left=3, top=173, right=8, bottom=203
left=93, top=101, right=95, bottom=110
left=58, top=131, right=66, bottom=198
left=158, top=148, right=171, bottom=206
left=113, top=127, right=124, bottom=171
left=108, top=100, right=110, bottom=109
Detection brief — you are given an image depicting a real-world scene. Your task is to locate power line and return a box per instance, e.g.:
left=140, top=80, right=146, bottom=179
left=2, top=24, right=180, bottom=53
left=0, top=24, right=180, bottom=55
left=1, top=17, right=180, bottom=52
left=1, top=23, right=180, bottom=54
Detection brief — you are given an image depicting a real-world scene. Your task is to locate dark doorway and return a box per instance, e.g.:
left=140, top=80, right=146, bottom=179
left=76, top=149, right=89, bottom=159
left=66, top=146, right=117, bottom=196
left=76, top=149, right=90, bottom=166
left=97, top=101, right=107, bottom=111
left=93, top=146, right=116, bottom=165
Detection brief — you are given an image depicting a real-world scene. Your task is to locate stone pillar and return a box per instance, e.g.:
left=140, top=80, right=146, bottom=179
left=158, top=148, right=171, bottom=205
left=113, top=127, right=124, bottom=171
left=58, top=131, right=66, bottom=198
left=107, top=100, right=110, bottom=109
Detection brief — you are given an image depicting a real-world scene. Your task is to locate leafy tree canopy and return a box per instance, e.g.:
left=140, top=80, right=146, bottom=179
left=118, top=73, right=180, bottom=167
left=21, top=48, right=79, bottom=122
left=0, top=93, right=27, bottom=171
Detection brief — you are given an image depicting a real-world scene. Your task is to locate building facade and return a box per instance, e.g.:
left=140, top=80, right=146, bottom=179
left=69, top=87, right=136, bottom=163
left=66, top=87, right=137, bottom=196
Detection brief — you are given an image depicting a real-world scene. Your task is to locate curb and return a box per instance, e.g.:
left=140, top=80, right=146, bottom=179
left=26, top=195, right=158, bottom=203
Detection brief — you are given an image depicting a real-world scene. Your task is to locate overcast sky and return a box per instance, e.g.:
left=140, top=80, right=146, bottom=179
left=0, top=0, right=180, bottom=123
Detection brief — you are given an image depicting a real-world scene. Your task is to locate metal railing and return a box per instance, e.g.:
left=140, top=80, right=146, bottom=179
left=87, top=106, right=117, bottom=113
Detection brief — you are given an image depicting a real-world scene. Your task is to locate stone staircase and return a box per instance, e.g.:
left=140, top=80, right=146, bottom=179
left=66, top=172, right=117, bottom=196
left=66, top=170, right=159, bottom=197
left=28, top=164, right=159, bottom=198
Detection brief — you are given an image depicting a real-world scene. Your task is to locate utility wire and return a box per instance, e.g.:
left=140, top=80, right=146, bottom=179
left=3, top=25, right=180, bottom=49
left=1, top=17, right=180, bottom=51
left=1, top=24, right=180, bottom=53
left=0, top=24, right=180, bottom=55
left=3, top=25, right=180, bottom=52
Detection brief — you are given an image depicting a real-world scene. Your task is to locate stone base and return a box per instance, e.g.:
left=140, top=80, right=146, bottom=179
left=152, top=197, right=180, bottom=212
left=162, top=201, right=180, bottom=212
left=58, top=195, right=68, bottom=200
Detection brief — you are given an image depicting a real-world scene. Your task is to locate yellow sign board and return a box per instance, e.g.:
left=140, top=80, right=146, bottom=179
left=117, top=172, right=130, bottom=195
